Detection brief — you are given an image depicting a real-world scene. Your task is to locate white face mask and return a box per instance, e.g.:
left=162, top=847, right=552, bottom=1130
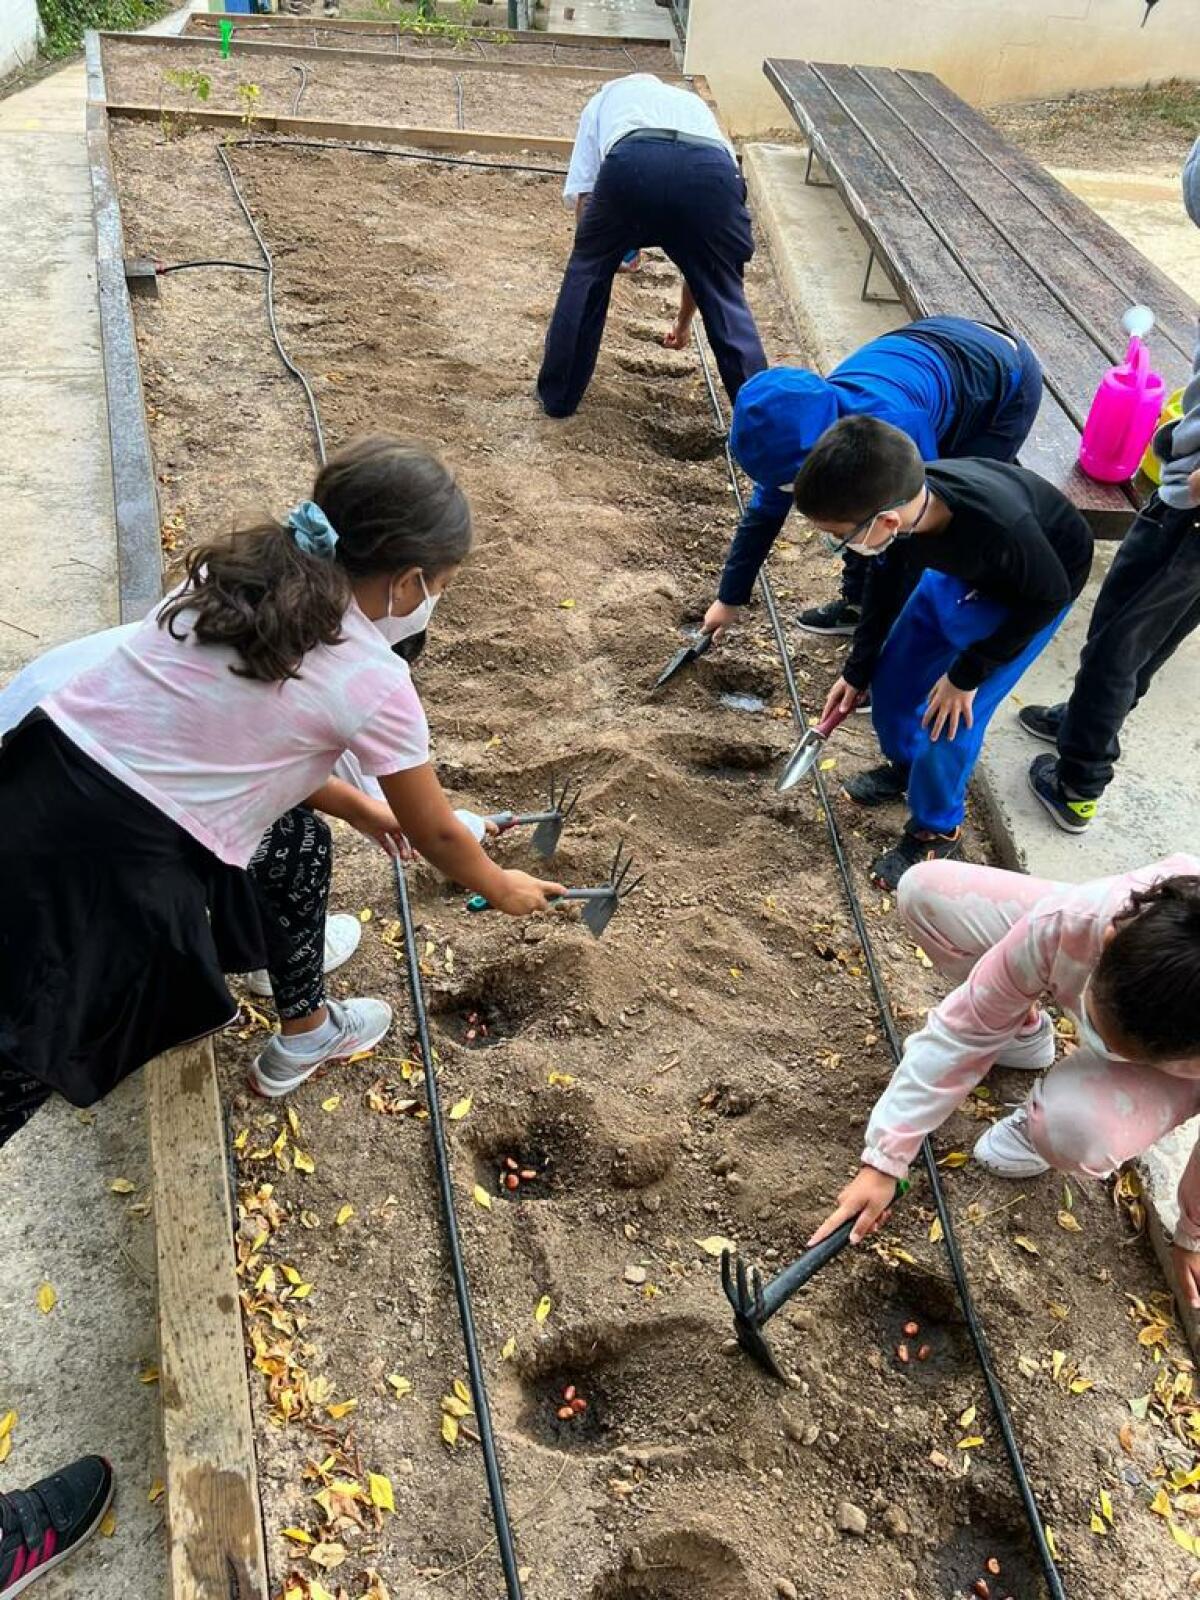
left=374, top=572, right=439, bottom=646
left=1075, top=979, right=1132, bottom=1063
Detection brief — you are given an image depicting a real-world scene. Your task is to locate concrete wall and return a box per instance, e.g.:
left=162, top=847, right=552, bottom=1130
left=0, top=0, right=40, bottom=81
left=684, top=0, right=1200, bottom=136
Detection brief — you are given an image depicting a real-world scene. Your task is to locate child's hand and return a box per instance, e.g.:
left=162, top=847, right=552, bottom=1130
left=1173, top=1243, right=1200, bottom=1310
left=809, top=1165, right=898, bottom=1247
left=489, top=869, right=566, bottom=916
left=352, top=797, right=413, bottom=858
left=922, top=675, right=976, bottom=742
left=702, top=599, right=739, bottom=640
left=822, top=675, right=862, bottom=722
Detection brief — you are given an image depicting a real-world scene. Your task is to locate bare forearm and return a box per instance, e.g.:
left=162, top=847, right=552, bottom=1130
left=305, top=777, right=370, bottom=826
left=379, top=767, right=508, bottom=900
left=677, top=281, right=697, bottom=328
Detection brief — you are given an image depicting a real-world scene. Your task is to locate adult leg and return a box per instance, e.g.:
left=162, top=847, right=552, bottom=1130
left=1057, top=498, right=1200, bottom=798
left=659, top=149, right=767, bottom=403
left=536, top=169, right=638, bottom=419
left=897, top=859, right=1063, bottom=983
left=0, top=1065, right=52, bottom=1149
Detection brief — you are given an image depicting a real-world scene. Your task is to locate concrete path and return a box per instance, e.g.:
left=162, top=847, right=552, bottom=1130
left=0, top=4, right=204, bottom=1590
left=543, top=0, right=675, bottom=41
left=746, top=140, right=1200, bottom=1342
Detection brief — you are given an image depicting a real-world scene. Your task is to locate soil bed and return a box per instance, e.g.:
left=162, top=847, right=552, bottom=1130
left=184, top=13, right=676, bottom=70
left=102, top=36, right=603, bottom=135
left=109, top=121, right=1199, bottom=1600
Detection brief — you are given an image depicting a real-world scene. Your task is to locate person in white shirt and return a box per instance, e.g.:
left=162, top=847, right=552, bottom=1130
left=537, top=73, right=767, bottom=418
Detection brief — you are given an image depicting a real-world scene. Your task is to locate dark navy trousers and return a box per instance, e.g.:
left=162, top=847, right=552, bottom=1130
left=537, top=135, right=768, bottom=418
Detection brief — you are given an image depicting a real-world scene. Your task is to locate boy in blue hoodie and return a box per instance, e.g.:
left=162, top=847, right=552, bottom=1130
left=1021, top=137, right=1200, bottom=833
left=702, top=316, right=1044, bottom=642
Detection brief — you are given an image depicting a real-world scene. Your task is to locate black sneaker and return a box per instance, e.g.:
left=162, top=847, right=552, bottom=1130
left=1017, top=702, right=1065, bottom=744
left=0, top=1456, right=113, bottom=1596
left=1028, top=752, right=1097, bottom=834
left=870, top=824, right=963, bottom=891
left=843, top=761, right=909, bottom=807
left=797, top=598, right=862, bottom=636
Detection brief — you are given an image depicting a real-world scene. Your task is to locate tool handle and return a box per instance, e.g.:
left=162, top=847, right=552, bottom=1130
left=813, top=696, right=860, bottom=741
left=485, top=811, right=517, bottom=831
left=757, top=1177, right=909, bottom=1320
left=693, top=628, right=715, bottom=659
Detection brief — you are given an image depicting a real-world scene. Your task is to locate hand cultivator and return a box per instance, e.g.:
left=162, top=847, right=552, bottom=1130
left=485, top=772, right=582, bottom=859
left=652, top=626, right=714, bottom=690
left=468, top=840, right=644, bottom=939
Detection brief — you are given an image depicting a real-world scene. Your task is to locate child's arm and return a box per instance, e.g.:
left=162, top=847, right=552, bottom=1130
left=703, top=484, right=793, bottom=636
left=379, top=764, right=563, bottom=915
left=947, top=518, right=1075, bottom=690
left=1173, top=1143, right=1200, bottom=1309
left=810, top=908, right=1055, bottom=1244
left=828, top=550, right=913, bottom=699
left=307, top=777, right=404, bottom=848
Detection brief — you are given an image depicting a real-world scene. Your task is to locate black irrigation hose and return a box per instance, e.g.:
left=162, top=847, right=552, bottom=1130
left=690, top=327, right=1066, bottom=1600
left=290, top=61, right=309, bottom=116
left=390, top=857, right=525, bottom=1600
left=156, top=258, right=268, bottom=274
left=212, top=138, right=525, bottom=1597
left=214, top=142, right=328, bottom=465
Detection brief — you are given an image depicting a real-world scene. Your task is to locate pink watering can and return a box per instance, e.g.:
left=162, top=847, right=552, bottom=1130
left=1079, top=305, right=1166, bottom=483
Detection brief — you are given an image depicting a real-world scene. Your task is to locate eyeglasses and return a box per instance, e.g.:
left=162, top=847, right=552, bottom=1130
left=820, top=487, right=929, bottom=556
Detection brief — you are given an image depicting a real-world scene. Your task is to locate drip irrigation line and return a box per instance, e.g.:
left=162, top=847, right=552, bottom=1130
left=214, top=142, right=328, bottom=465
left=690, top=326, right=1066, bottom=1600
left=453, top=72, right=466, bottom=131
left=210, top=140, right=525, bottom=1596
left=390, top=856, right=525, bottom=1600
left=229, top=134, right=566, bottom=179
left=290, top=61, right=309, bottom=116
left=156, top=258, right=268, bottom=274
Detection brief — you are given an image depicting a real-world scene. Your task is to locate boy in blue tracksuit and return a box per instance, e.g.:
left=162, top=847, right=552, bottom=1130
left=793, top=416, right=1093, bottom=890
left=702, top=316, right=1044, bottom=642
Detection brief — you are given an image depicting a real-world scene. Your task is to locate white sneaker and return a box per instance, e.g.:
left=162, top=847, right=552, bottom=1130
left=995, top=1014, right=1057, bottom=1072
left=250, top=996, right=393, bottom=1098
left=245, top=913, right=363, bottom=999
left=973, top=1106, right=1051, bottom=1178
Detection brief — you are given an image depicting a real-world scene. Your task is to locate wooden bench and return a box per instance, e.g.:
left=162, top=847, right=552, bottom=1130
left=765, top=59, right=1199, bottom=536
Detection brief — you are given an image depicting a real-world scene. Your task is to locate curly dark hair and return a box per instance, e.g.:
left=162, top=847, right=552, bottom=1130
left=1091, top=875, right=1200, bottom=1059
left=159, top=434, right=471, bottom=682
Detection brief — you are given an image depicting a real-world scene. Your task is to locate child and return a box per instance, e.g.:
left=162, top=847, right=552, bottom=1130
left=703, top=317, right=1043, bottom=643
left=793, top=416, right=1093, bottom=889
left=0, top=433, right=564, bottom=1130
left=1018, top=137, right=1200, bottom=833
left=808, top=856, right=1200, bottom=1312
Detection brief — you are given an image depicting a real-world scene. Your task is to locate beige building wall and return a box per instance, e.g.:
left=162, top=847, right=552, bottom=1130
left=684, top=0, right=1200, bottom=136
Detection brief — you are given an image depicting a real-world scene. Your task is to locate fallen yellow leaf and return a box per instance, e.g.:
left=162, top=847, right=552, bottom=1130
left=0, top=1411, right=16, bottom=1442
left=1150, top=1487, right=1171, bottom=1517
left=558, top=598, right=576, bottom=609
left=286, top=1108, right=301, bottom=1139
left=0, top=1436, right=11, bottom=1465
left=958, top=1405, right=976, bottom=1429
left=694, top=1236, right=735, bottom=1257
left=140, top=1364, right=160, bottom=1385
left=233, top=1128, right=249, bottom=1151
left=938, top=1151, right=969, bottom=1169
left=36, top=1283, right=56, bottom=1315
left=1051, top=1350, right=1066, bottom=1381
left=387, top=1374, right=412, bottom=1398
left=1099, top=1489, right=1113, bottom=1524
left=728, top=966, right=742, bottom=980
left=1013, top=1235, right=1040, bottom=1255
left=473, top=1184, right=493, bottom=1210
left=293, top=1150, right=315, bottom=1175
left=321, top=1095, right=341, bottom=1113
left=956, top=1435, right=984, bottom=1450
left=335, top=1204, right=354, bottom=1227
left=501, top=1336, right=516, bottom=1360
left=326, top=1399, right=357, bottom=1421
left=1045, top=1527, right=1059, bottom=1560
left=1089, top=1513, right=1107, bottom=1535
left=928, top=1217, right=944, bottom=1243
left=441, top=1412, right=459, bottom=1446
left=368, top=1473, right=395, bottom=1513
left=442, top=1396, right=471, bottom=1419
left=534, top=1295, right=552, bottom=1325
left=1069, top=1376, right=1094, bottom=1395
left=1170, top=1520, right=1200, bottom=1556
left=148, top=1480, right=165, bottom=1504
left=1057, top=1210, right=1082, bottom=1233
left=359, top=908, right=373, bottom=923
left=453, top=1379, right=472, bottom=1408
left=547, top=1072, right=575, bottom=1087
left=449, top=1096, right=473, bottom=1121
left=282, top=1527, right=314, bottom=1545
left=100, top=1510, right=116, bottom=1538
left=109, top=1178, right=136, bottom=1194
left=818, top=756, right=837, bottom=771
left=310, top=1541, right=348, bottom=1571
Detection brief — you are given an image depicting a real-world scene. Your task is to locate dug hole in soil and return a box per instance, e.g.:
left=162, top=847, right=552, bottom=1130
left=108, top=99, right=1198, bottom=1600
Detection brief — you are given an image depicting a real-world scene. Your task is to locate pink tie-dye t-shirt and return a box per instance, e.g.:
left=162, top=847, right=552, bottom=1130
left=42, top=598, right=428, bottom=867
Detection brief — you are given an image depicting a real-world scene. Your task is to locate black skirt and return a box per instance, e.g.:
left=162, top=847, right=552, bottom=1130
left=0, top=715, right=267, bottom=1106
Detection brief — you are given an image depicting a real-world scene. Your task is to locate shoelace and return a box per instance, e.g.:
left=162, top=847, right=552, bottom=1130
left=0, top=1489, right=58, bottom=1587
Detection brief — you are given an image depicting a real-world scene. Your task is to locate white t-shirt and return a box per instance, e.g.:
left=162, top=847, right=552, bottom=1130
left=563, top=73, right=734, bottom=203
left=38, top=600, right=429, bottom=868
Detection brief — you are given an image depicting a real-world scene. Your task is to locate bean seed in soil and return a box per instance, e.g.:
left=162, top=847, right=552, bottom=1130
left=903, top=1320, right=919, bottom=1336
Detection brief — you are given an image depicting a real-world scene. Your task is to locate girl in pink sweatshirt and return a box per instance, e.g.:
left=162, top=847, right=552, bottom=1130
left=811, top=855, right=1200, bottom=1307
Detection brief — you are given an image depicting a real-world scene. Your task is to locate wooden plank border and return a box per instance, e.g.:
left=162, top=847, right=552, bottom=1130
left=184, top=11, right=675, bottom=50
left=83, top=31, right=272, bottom=1600
left=98, top=27, right=687, bottom=83
left=104, top=100, right=575, bottom=156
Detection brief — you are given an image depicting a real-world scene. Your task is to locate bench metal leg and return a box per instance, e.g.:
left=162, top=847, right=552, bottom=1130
left=861, top=250, right=902, bottom=305
left=804, top=146, right=833, bottom=188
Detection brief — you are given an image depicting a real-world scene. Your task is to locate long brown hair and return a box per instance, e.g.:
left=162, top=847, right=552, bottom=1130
left=159, top=435, right=471, bottom=682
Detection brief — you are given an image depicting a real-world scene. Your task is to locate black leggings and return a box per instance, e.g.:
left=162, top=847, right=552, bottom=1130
left=0, top=805, right=332, bottom=1149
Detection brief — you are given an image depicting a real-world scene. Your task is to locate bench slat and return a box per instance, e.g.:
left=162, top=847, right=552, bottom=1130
left=899, top=69, right=1198, bottom=374
left=765, top=59, right=1129, bottom=529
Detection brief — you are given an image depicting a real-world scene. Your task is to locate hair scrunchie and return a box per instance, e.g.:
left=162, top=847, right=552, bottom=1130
left=287, top=500, right=339, bottom=560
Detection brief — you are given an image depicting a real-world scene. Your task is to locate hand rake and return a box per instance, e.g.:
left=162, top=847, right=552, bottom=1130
left=466, top=840, right=644, bottom=940
left=485, top=773, right=582, bottom=860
